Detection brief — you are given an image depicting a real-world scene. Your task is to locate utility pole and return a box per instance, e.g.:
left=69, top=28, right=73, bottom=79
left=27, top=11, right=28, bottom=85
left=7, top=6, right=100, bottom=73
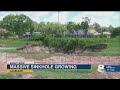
left=58, top=11, right=60, bottom=36
left=58, top=11, right=59, bottom=23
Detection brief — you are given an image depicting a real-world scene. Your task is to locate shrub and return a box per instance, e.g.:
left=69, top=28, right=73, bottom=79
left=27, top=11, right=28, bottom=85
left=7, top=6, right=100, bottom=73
left=111, top=27, right=120, bottom=38
left=29, top=34, right=45, bottom=41
left=8, top=37, right=17, bottom=41
left=29, top=34, right=109, bottom=53
left=42, top=37, right=108, bottom=53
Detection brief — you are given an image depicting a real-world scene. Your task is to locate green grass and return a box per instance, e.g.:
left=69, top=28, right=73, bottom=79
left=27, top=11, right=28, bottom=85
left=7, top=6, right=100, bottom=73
left=27, top=41, right=43, bottom=46
left=0, top=39, right=26, bottom=53
left=5, top=39, right=26, bottom=48
left=0, top=49, right=18, bottom=53
left=0, top=74, right=13, bottom=79
left=33, top=66, right=97, bottom=79
left=0, top=38, right=120, bottom=56
left=81, top=39, right=120, bottom=56
left=0, top=39, right=11, bottom=45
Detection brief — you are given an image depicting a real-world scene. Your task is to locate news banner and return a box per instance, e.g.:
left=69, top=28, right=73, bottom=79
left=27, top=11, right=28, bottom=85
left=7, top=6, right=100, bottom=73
left=6, top=62, right=120, bottom=73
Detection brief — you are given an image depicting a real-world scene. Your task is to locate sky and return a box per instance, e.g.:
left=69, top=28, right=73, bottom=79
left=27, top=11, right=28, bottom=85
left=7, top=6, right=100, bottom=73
left=0, top=11, right=119, bottom=27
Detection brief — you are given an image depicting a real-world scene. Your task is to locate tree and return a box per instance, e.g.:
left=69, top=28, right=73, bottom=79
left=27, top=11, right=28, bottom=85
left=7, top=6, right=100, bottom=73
left=38, top=22, right=46, bottom=32
left=0, top=14, right=16, bottom=35
left=101, top=27, right=108, bottom=32
left=0, top=28, right=8, bottom=38
left=74, top=23, right=81, bottom=30
left=108, top=25, right=114, bottom=33
left=111, top=27, right=120, bottom=38
left=32, top=21, right=39, bottom=31
left=0, top=14, right=34, bottom=38
left=39, top=22, right=67, bottom=37
left=66, top=22, right=76, bottom=32
left=15, top=14, right=33, bottom=37
left=93, top=22, right=101, bottom=33
left=89, top=25, right=94, bottom=29
left=81, top=17, right=91, bottom=37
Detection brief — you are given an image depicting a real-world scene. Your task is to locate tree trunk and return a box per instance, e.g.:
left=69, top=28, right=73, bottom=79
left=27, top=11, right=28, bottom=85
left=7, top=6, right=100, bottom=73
left=84, top=30, right=88, bottom=37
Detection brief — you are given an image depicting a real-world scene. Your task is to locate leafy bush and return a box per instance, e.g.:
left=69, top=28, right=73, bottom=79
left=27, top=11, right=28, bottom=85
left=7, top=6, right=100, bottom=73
left=8, top=36, right=17, bottom=41
left=28, top=41, right=43, bottom=46
left=0, top=74, right=13, bottom=79
left=29, top=35, right=42, bottom=41
left=42, top=37, right=108, bottom=52
left=29, top=34, right=109, bottom=53
left=111, top=27, right=120, bottom=38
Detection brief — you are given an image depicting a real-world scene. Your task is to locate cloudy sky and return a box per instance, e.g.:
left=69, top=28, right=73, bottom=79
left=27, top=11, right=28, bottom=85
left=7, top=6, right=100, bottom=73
left=0, top=11, right=119, bottom=27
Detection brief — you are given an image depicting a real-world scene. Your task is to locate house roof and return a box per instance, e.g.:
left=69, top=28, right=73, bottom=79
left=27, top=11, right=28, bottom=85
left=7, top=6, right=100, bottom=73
left=24, top=32, right=42, bottom=36
left=87, top=29, right=100, bottom=35
left=25, top=32, right=31, bottom=35
left=69, top=29, right=100, bottom=36
left=33, top=32, right=41, bottom=35
left=103, top=32, right=111, bottom=35
left=77, top=29, right=85, bottom=35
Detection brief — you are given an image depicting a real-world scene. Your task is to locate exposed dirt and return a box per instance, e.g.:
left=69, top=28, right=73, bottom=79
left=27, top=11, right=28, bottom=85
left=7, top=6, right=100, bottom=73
left=11, top=73, right=34, bottom=79
left=0, top=53, right=120, bottom=79
left=16, top=44, right=107, bottom=55
left=35, top=55, right=120, bottom=65
left=85, top=71, right=120, bottom=79
left=16, top=45, right=49, bottom=53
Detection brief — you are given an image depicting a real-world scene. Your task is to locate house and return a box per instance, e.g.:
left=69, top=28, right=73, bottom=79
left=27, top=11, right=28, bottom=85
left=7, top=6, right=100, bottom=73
left=67, top=29, right=101, bottom=37
left=23, top=31, right=42, bottom=38
left=102, top=32, right=111, bottom=38
left=23, top=32, right=31, bottom=38
left=33, top=32, right=42, bottom=35
left=77, top=29, right=85, bottom=36
left=66, top=29, right=85, bottom=37
left=87, top=29, right=101, bottom=36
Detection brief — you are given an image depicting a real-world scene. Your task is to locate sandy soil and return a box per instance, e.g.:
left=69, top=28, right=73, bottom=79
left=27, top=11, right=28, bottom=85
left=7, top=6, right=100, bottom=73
left=0, top=53, right=120, bottom=79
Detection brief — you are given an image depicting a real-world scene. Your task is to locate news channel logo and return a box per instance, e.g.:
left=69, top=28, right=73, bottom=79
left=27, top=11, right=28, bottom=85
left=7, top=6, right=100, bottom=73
left=97, top=65, right=105, bottom=72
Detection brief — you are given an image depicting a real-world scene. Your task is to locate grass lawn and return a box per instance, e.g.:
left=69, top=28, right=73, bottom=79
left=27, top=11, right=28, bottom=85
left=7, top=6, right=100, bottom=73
left=0, top=38, right=119, bottom=56
left=0, top=74, right=13, bottom=79
left=0, top=49, right=18, bottom=53
left=32, top=66, right=97, bottom=79
left=5, top=39, right=26, bottom=48
left=0, top=39, right=11, bottom=45
left=81, top=38, right=120, bottom=56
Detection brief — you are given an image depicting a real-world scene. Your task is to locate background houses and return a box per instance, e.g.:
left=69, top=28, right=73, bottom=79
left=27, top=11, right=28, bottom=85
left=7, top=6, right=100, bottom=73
left=66, top=29, right=111, bottom=38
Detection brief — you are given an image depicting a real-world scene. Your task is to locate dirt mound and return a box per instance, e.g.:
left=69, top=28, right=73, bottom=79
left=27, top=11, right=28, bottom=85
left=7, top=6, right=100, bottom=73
left=16, top=44, right=49, bottom=53
left=16, top=44, right=107, bottom=55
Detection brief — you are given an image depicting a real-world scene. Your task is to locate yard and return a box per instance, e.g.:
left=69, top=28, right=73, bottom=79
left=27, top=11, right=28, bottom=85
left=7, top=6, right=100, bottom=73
left=0, top=37, right=120, bottom=79
left=0, top=37, right=120, bottom=56
left=0, top=11, right=120, bottom=79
